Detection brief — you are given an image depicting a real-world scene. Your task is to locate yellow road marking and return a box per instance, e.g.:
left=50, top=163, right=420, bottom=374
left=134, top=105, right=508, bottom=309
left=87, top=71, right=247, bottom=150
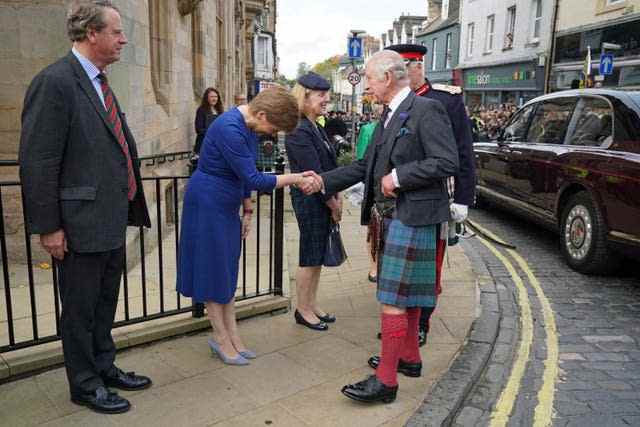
left=510, top=250, right=558, bottom=427
left=475, top=235, right=534, bottom=427
left=468, top=220, right=558, bottom=427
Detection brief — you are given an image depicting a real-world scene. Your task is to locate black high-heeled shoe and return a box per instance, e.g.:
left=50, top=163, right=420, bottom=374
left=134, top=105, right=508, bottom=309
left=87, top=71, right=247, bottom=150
left=294, top=310, right=328, bottom=331
left=316, top=313, right=336, bottom=323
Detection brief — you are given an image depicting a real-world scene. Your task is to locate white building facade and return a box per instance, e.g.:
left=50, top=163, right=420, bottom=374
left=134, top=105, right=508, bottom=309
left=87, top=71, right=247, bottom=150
left=458, top=0, right=554, bottom=106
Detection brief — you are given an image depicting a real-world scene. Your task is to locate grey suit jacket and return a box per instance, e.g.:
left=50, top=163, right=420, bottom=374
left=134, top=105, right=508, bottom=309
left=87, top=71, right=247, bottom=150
left=19, top=52, right=151, bottom=253
left=322, top=91, right=459, bottom=227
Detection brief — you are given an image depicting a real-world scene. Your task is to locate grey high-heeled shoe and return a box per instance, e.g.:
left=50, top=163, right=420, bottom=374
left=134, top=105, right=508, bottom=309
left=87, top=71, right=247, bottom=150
left=207, top=338, right=249, bottom=365
left=238, top=350, right=257, bottom=359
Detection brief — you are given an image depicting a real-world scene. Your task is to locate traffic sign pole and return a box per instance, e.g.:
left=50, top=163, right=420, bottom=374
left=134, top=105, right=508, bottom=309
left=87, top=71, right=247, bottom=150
left=347, top=33, right=363, bottom=153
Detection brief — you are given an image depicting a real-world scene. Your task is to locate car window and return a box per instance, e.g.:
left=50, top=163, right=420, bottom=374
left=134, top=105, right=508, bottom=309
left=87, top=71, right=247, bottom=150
left=502, top=105, right=535, bottom=142
left=567, top=97, right=614, bottom=146
left=526, top=98, right=575, bottom=145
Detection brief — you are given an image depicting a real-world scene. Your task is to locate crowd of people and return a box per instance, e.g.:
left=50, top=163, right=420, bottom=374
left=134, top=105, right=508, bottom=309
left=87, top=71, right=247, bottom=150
left=18, top=0, right=478, bottom=415
left=467, top=103, right=518, bottom=141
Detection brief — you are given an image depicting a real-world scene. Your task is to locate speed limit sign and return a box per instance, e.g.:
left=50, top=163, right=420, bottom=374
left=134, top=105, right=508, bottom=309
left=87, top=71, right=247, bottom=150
left=347, top=71, right=361, bottom=86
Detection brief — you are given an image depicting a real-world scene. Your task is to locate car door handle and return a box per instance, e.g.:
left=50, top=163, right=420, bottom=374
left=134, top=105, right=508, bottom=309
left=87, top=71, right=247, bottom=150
left=510, top=150, right=523, bottom=155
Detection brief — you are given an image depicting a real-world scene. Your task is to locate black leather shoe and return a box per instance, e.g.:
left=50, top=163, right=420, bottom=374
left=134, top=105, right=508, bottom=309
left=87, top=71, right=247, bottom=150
left=103, top=367, right=152, bottom=391
left=317, top=313, right=336, bottom=323
left=71, top=386, right=131, bottom=414
left=419, top=327, right=427, bottom=347
left=294, top=310, right=328, bottom=331
left=341, top=375, right=398, bottom=403
left=367, top=355, right=422, bottom=377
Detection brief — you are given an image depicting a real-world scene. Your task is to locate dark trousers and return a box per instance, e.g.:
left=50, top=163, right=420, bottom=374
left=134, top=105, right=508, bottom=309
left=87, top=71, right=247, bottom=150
left=58, top=246, right=124, bottom=395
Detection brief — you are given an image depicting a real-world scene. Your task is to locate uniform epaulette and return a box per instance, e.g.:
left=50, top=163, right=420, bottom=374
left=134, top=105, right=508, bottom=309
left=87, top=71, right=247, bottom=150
left=432, top=83, right=462, bottom=95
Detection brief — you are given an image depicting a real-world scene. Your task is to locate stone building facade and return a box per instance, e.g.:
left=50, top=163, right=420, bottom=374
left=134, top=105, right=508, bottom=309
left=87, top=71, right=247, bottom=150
left=0, top=0, right=276, bottom=261
left=1, top=0, right=276, bottom=161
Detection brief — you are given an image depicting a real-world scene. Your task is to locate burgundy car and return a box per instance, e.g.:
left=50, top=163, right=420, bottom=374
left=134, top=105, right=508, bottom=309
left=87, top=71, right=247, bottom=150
left=474, top=89, right=640, bottom=274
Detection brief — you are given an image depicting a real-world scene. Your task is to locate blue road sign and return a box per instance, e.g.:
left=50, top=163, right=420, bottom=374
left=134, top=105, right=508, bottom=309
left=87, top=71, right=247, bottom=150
left=348, top=37, right=363, bottom=59
left=599, top=54, right=614, bottom=75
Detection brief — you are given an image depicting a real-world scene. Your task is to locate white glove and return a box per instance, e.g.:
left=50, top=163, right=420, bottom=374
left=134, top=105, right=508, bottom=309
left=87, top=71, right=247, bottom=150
left=450, top=203, right=468, bottom=223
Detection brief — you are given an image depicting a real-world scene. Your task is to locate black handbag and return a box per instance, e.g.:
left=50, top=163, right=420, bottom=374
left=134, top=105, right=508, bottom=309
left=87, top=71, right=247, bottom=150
left=323, top=222, right=347, bottom=267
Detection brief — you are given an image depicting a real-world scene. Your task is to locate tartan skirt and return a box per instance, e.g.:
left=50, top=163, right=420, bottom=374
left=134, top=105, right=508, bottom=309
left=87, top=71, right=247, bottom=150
left=377, top=218, right=437, bottom=308
left=290, top=189, right=331, bottom=267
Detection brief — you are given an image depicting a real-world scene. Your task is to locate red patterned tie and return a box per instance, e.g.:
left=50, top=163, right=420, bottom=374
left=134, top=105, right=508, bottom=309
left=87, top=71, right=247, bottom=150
left=98, top=73, right=137, bottom=201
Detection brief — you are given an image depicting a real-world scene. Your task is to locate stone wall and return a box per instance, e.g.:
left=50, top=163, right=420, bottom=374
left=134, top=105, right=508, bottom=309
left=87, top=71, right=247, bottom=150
left=0, top=0, right=255, bottom=263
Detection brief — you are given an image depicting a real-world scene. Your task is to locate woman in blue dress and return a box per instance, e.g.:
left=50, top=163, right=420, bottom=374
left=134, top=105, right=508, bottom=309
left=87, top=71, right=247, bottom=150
left=177, top=87, right=316, bottom=365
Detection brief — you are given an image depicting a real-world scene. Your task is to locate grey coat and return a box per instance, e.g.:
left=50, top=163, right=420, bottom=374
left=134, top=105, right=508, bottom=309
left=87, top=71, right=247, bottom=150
left=322, top=91, right=459, bottom=227
left=19, top=52, right=151, bottom=253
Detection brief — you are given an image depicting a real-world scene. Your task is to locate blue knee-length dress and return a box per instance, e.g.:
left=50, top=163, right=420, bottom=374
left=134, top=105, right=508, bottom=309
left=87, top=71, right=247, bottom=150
left=177, top=108, right=277, bottom=304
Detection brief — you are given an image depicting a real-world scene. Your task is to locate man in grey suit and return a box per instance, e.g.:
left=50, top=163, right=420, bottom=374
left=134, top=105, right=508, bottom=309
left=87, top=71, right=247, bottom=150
left=305, top=50, right=458, bottom=403
left=19, top=1, right=151, bottom=414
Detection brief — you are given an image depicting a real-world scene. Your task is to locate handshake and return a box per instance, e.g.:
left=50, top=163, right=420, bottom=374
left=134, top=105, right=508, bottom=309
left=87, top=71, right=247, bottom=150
left=295, top=171, right=324, bottom=195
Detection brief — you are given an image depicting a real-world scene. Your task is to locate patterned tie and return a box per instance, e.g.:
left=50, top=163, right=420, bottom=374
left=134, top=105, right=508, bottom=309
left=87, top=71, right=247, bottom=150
left=380, top=105, right=391, bottom=128
left=98, top=74, right=137, bottom=201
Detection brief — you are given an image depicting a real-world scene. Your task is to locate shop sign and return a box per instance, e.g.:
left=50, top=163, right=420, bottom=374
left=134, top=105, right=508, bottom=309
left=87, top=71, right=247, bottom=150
left=464, top=67, right=537, bottom=88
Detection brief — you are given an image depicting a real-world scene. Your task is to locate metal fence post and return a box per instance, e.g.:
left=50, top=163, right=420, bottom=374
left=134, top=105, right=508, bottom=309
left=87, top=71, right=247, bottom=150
left=273, top=157, right=285, bottom=296
left=189, top=155, right=206, bottom=318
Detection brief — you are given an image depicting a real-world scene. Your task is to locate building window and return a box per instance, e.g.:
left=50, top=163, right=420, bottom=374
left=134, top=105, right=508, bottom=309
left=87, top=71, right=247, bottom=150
left=442, top=0, right=450, bottom=20
left=432, top=38, right=438, bottom=71
left=256, top=35, right=269, bottom=68
left=445, top=33, right=452, bottom=69
left=467, top=23, right=475, bottom=57
left=504, top=6, right=516, bottom=49
left=485, top=15, right=495, bottom=52
left=531, top=0, right=542, bottom=41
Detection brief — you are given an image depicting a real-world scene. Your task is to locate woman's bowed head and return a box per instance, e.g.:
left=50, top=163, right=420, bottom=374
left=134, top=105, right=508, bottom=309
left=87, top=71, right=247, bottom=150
left=237, top=86, right=322, bottom=193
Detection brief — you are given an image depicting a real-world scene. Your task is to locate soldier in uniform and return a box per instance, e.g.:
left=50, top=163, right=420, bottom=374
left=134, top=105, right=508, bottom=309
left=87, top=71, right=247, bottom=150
left=384, top=44, right=476, bottom=348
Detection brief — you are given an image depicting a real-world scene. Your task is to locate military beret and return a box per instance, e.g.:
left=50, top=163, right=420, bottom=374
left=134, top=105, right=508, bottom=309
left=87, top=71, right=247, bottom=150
left=385, top=44, right=428, bottom=60
left=297, top=72, right=331, bottom=91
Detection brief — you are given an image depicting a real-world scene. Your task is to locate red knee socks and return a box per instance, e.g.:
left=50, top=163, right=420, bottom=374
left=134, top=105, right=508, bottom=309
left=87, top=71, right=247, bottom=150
left=401, top=307, right=422, bottom=363
left=376, top=312, right=408, bottom=387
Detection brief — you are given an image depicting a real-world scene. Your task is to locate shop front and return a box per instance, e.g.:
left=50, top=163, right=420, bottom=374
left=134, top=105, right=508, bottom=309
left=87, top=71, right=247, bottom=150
left=462, top=61, right=544, bottom=108
left=550, top=17, right=640, bottom=91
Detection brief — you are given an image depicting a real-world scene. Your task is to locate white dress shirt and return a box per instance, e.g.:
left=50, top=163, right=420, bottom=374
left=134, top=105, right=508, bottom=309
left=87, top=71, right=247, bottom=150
left=384, top=86, right=411, bottom=188
left=72, top=47, right=106, bottom=109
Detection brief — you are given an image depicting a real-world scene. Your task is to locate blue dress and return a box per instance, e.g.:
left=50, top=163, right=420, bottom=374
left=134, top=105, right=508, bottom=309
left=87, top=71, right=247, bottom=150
left=177, top=108, right=277, bottom=304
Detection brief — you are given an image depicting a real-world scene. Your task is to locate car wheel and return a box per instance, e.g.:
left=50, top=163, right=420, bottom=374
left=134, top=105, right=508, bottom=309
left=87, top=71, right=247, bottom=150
left=560, top=192, right=616, bottom=274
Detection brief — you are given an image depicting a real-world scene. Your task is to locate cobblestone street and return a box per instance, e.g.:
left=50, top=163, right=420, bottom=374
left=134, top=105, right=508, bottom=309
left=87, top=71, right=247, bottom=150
left=453, top=205, right=640, bottom=427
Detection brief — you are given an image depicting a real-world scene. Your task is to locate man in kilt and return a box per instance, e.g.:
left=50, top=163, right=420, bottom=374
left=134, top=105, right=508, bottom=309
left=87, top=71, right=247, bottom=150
left=303, top=50, right=459, bottom=403
left=385, top=44, right=476, bottom=348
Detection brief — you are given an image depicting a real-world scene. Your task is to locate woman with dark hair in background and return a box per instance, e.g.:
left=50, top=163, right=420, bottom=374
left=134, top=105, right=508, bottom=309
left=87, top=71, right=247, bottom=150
left=194, top=87, right=224, bottom=154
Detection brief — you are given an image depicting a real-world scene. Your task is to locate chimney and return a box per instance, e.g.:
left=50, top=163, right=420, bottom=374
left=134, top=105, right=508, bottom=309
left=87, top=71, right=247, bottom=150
left=427, top=0, right=442, bottom=23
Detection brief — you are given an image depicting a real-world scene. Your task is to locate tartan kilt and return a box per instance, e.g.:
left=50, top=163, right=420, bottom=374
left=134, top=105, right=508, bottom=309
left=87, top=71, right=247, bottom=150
left=290, top=188, right=331, bottom=267
left=377, top=218, right=437, bottom=308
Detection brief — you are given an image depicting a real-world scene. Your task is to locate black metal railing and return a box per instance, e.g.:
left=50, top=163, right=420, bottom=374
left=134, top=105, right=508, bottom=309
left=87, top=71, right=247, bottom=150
left=0, top=152, right=285, bottom=353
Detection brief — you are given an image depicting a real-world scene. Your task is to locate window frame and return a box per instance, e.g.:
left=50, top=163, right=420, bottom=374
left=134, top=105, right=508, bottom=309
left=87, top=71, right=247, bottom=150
left=564, top=95, right=616, bottom=147
left=432, top=38, right=438, bottom=71
left=531, top=0, right=542, bottom=42
left=504, top=5, right=516, bottom=50
left=445, top=33, right=452, bottom=69
left=525, top=97, right=578, bottom=145
left=485, top=14, right=495, bottom=53
left=501, top=103, right=537, bottom=143
left=467, top=22, right=475, bottom=57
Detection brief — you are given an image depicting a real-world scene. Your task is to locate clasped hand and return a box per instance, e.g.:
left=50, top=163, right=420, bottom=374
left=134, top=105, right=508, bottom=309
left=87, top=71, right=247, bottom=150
left=297, top=171, right=323, bottom=195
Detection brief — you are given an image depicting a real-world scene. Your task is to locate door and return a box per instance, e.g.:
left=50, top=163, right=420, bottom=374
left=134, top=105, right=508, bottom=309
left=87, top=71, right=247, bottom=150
left=475, top=104, right=536, bottom=200
left=507, top=96, right=577, bottom=211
